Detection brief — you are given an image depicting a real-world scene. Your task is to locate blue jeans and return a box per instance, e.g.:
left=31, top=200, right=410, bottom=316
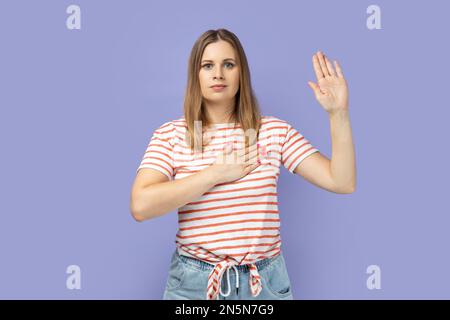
left=163, top=249, right=294, bottom=300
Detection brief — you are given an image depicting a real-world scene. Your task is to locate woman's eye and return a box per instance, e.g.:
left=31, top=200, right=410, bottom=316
left=202, top=63, right=235, bottom=69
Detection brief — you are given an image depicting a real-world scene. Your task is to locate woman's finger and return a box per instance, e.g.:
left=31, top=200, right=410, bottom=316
left=226, top=142, right=235, bottom=153
left=334, top=60, right=344, bottom=78
left=243, top=162, right=261, bottom=175
left=243, top=152, right=259, bottom=165
left=312, top=54, right=324, bottom=80
left=240, top=145, right=259, bottom=162
left=324, top=55, right=336, bottom=77
left=238, top=143, right=258, bottom=158
left=317, top=51, right=330, bottom=77
left=308, top=81, right=324, bottom=97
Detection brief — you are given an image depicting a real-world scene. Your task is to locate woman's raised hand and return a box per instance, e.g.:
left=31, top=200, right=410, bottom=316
left=308, top=51, right=349, bottom=115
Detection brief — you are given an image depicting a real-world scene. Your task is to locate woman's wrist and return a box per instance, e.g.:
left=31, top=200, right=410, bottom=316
left=201, top=166, right=222, bottom=187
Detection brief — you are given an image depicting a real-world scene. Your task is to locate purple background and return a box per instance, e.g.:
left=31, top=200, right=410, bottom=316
left=1, top=0, right=449, bottom=299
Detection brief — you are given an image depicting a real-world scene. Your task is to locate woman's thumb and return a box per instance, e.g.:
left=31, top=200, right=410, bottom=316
left=308, top=81, right=320, bottom=97
left=224, top=142, right=233, bottom=154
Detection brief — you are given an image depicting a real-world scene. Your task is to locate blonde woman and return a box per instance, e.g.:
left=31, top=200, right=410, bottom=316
left=130, top=28, right=356, bottom=300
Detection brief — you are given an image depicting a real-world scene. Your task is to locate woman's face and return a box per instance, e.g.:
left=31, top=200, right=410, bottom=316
left=198, top=40, right=240, bottom=106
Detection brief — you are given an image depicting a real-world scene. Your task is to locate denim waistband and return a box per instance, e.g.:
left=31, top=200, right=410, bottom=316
left=175, top=249, right=281, bottom=274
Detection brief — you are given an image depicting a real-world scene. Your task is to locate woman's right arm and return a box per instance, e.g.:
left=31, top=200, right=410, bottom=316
left=129, top=142, right=260, bottom=222
left=129, top=166, right=221, bottom=222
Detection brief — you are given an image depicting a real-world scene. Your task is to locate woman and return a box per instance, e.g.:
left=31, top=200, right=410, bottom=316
left=130, top=28, right=356, bottom=300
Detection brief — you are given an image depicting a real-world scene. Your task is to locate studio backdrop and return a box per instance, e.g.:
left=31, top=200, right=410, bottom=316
left=1, top=0, right=449, bottom=299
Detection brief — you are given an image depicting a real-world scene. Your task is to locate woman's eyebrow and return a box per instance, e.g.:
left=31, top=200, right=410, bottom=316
left=201, top=58, right=236, bottom=63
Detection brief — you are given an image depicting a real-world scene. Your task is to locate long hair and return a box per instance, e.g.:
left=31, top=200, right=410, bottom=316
left=183, top=28, right=262, bottom=153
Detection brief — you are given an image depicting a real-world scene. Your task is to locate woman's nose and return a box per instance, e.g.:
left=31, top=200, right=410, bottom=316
left=213, top=69, right=224, bottom=79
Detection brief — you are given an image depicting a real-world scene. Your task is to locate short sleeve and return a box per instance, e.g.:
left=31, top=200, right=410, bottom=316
left=136, top=121, right=175, bottom=180
left=281, top=123, right=320, bottom=174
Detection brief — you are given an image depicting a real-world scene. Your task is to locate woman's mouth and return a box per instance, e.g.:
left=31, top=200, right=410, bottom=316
left=211, top=85, right=227, bottom=92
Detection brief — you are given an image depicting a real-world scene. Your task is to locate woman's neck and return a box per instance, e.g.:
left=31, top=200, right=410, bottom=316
left=203, top=101, right=236, bottom=124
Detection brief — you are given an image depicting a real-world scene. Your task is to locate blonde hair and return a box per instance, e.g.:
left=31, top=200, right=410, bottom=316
left=183, top=28, right=262, bottom=153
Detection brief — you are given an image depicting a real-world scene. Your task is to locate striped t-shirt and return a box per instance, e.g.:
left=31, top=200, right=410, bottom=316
left=136, top=115, right=320, bottom=299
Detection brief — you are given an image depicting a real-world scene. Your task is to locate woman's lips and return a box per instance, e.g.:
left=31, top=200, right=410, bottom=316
left=211, top=85, right=227, bottom=92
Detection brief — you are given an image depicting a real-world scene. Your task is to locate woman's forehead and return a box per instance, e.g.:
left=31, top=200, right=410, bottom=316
left=202, top=41, right=236, bottom=60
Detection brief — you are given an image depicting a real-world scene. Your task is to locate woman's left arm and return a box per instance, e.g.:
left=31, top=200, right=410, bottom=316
left=293, top=51, right=356, bottom=194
